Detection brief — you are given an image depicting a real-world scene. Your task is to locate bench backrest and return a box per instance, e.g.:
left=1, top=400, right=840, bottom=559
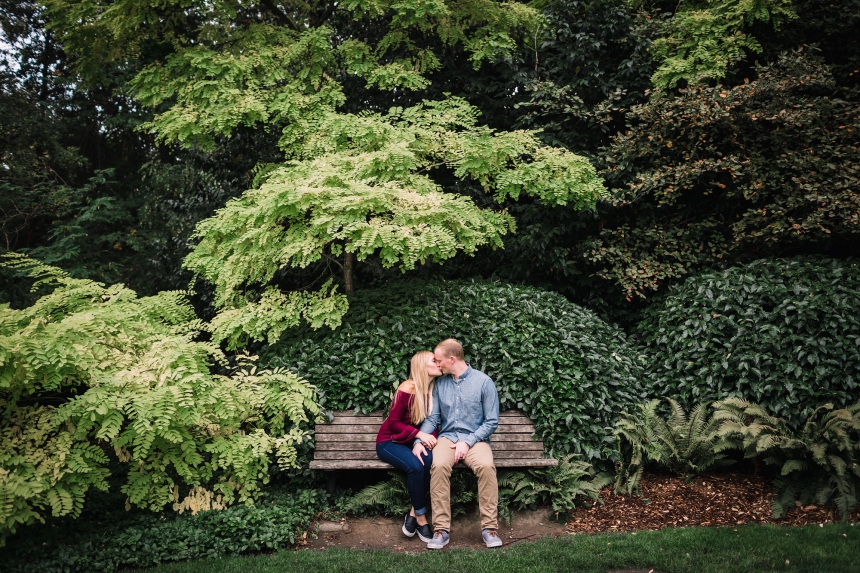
left=311, top=410, right=557, bottom=470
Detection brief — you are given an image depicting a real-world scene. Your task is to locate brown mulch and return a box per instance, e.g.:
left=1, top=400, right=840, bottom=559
left=566, top=472, right=860, bottom=534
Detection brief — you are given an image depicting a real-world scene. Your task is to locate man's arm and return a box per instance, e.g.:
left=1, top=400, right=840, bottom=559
left=415, top=383, right=441, bottom=443
left=463, top=378, right=499, bottom=447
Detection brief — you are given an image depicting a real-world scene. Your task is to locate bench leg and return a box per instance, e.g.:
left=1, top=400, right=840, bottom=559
left=326, top=471, right=336, bottom=495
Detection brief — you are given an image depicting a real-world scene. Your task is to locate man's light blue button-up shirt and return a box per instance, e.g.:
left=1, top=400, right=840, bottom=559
left=418, top=366, right=499, bottom=447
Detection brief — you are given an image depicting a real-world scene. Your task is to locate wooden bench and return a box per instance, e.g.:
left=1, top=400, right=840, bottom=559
left=310, top=410, right=558, bottom=492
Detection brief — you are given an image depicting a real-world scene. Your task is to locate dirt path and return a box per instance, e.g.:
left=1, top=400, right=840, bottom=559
left=308, top=507, right=567, bottom=553
left=304, top=471, right=859, bottom=554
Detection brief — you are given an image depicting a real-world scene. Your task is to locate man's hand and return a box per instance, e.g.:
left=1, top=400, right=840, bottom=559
left=450, top=441, right=470, bottom=463
left=412, top=442, right=429, bottom=465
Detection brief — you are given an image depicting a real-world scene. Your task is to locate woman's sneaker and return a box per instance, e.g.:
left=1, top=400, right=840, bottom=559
left=417, top=523, right=433, bottom=543
left=427, top=529, right=450, bottom=549
left=402, top=514, right=418, bottom=537
left=482, top=528, right=503, bottom=548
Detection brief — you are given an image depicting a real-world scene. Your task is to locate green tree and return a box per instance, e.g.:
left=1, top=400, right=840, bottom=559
left=2, top=2, right=293, bottom=301
left=45, top=0, right=606, bottom=345
left=0, top=254, right=319, bottom=543
left=0, top=1, right=90, bottom=253
left=647, top=0, right=796, bottom=88
left=587, top=49, right=860, bottom=300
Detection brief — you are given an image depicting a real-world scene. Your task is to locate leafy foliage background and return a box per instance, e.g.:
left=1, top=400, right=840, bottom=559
left=716, top=398, right=860, bottom=520
left=638, top=257, right=860, bottom=424
left=0, top=487, right=325, bottom=573
left=614, top=397, right=860, bottom=520
left=347, top=456, right=608, bottom=522
left=0, top=255, right=319, bottom=542
left=263, top=280, right=645, bottom=462
left=3, top=0, right=860, bottom=556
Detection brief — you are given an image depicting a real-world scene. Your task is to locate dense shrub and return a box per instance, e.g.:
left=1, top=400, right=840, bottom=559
left=263, top=280, right=645, bottom=462
left=0, top=488, right=326, bottom=573
left=638, top=257, right=860, bottom=425
left=0, top=255, right=319, bottom=542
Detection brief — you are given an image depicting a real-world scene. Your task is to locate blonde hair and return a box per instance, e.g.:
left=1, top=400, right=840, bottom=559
left=405, top=350, right=436, bottom=425
left=435, top=338, right=464, bottom=361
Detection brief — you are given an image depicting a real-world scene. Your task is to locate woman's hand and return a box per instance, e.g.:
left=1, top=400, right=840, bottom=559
left=416, top=431, right=437, bottom=449
left=412, top=443, right=428, bottom=465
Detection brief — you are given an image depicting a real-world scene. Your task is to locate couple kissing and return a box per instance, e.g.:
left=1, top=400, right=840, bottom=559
left=374, top=338, right=502, bottom=549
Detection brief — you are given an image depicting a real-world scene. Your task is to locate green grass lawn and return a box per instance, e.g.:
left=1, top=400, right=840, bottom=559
left=146, top=523, right=858, bottom=573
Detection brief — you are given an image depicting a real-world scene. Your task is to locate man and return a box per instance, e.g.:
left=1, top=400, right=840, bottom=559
left=412, top=338, right=501, bottom=549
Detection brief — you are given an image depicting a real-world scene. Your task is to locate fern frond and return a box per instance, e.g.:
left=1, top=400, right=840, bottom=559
left=344, top=472, right=409, bottom=515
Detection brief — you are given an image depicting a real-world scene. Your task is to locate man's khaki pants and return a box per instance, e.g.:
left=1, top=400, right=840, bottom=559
left=430, top=437, right=498, bottom=532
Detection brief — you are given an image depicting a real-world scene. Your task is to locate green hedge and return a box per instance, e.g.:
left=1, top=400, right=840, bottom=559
left=0, top=488, right=326, bottom=573
left=638, top=257, right=860, bottom=425
left=263, top=280, right=645, bottom=461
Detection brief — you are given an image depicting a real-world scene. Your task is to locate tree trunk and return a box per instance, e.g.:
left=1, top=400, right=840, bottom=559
left=343, top=251, right=354, bottom=293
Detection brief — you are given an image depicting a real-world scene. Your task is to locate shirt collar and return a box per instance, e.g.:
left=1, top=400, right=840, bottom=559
left=452, top=365, right=472, bottom=383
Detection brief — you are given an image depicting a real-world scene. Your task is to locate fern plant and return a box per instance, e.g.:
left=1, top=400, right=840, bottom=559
left=711, top=397, right=788, bottom=456
left=614, top=398, right=735, bottom=493
left=0, top=254, right=320, bottom=543
left=714, top=398, right=860, bottom=520
left=342, top=472, right=411, bottom=517
left=498, top=456, right=609, bottom=521
left=344, top=471, right=479, bottom=519
left=347, top=457, right=607, bottom=523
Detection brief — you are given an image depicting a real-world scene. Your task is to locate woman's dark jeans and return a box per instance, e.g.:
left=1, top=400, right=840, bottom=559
left=376, top=440, right=432, bottom=515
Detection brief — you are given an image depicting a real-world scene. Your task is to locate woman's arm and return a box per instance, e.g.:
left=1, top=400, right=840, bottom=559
left=386, top=391, right=421, bottom=443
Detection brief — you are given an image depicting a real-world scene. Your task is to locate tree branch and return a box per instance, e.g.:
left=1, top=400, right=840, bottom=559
left=313, top=1, right=338, bottom=27
left=260, top=0, right=299, bottom=31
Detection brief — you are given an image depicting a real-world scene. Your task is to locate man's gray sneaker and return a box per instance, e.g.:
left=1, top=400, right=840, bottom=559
left=427, top=530, right=450, bottom=549
left=482, top=528, right=503, bottom=548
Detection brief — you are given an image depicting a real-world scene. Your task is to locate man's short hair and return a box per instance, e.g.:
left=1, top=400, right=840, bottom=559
left=435, top=338, right=465, bottom=360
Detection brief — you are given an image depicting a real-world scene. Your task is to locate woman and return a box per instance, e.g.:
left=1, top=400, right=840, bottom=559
left=376, top=350, right=440, bottom=542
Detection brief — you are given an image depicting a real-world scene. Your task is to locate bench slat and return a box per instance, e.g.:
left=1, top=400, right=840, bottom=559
left=315, top=432, right=541, bottom=443
left=325, top=417, right=533, bottom=426
left=492, top=450, right=547, bottom=459
left=327, top=416, right=384, bottom=425
left=314, top=440, right=545, bottom=452
left=313, top=448, right=547, bottom=460
left=325, top=417, right=533, bottom=427
left=499, top=410, right=529, bottom=417
left=331, top=410, right=531, bottom=418
left=316, top=433, right=378, bottom=442
left=310, top=458, right=558, bottom=470
left=316, top=425, right=390, bottom=434
left=326, top=411, right=534, bottom=424
left=317, top=423, right=537, bottom=434
left=497, top=417, right=534, bottom=425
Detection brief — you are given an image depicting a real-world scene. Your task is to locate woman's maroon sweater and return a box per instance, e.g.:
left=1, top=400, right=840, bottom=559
left=376, top=390, right=436, bottom=445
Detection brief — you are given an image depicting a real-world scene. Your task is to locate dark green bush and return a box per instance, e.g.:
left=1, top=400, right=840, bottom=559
left=263, top=280, right=645, bottom=462
left=638, top=257, right=860, bottom=425
left=0, top=488, right=326, bottom=573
